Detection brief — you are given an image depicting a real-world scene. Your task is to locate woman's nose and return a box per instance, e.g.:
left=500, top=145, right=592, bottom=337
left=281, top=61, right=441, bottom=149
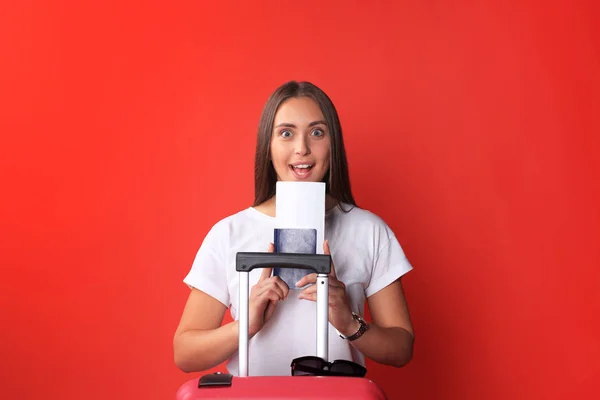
left=294, top=136, right=310, bottom=155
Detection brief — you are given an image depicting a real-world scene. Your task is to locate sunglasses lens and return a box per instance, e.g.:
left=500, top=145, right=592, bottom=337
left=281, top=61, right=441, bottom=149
left=291, top=357, right=366, bottom=377
left=329, top=361, right=367, bottom=377
left=292, top=369, right=313, bottom=376
left=291, top=357, right=326, bottom=376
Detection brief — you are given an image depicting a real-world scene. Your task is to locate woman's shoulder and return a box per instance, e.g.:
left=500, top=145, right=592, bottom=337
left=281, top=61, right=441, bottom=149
left=331, top=202, right=400, bottom=241
left=332, top=203, right=390, bottom=227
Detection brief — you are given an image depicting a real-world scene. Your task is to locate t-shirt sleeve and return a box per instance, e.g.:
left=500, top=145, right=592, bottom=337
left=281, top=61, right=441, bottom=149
left=183, top=222, right=230, bottom=307
left=365, top=230, right=413, bottom=298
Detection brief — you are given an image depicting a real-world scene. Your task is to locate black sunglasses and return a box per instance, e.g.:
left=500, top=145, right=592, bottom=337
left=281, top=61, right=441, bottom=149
left=291, top=356, right=367, bottom=377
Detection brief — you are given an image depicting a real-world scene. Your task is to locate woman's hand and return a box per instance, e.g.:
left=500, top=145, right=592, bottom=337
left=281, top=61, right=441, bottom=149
left=296, top=240, right=359, bottom=336
left=248, top=243, right=289, bottom=337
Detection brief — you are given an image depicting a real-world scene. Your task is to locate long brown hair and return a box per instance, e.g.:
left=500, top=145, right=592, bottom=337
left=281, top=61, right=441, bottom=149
left=253, top=81, right=356, bottom=208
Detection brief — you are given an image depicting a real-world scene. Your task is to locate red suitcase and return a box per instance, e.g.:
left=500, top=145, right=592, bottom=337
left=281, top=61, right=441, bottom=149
left=176, top=252, right=388, bottom=399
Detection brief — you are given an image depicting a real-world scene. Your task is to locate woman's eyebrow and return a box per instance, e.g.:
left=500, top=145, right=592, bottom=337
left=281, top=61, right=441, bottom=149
left=274, top=120, right=328, bottom=129
left=274, top=123, right=296, bottom=128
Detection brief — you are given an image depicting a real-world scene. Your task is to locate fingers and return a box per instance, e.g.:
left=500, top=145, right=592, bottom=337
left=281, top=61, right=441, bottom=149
left=274, top=277, right=290, bottom=299
left=255, top=243, right=291, bottom=305
left=297, top=289, right=343, bottom=306
left=295, top=273, right=317, bottom=288
left=295, top=240, right=339, bottom=289
left=262, top=275, right=289, bottom=300
left=299, top=281, right=345, bottom=299
left=251, top=287, right=284, bottom=320
left=259, top=243, right=275, bottom=282
left=300, top=277, right=344, bottom=293
left=259, top=267, right=273, bottom=282
left=300, top=284, right=317, bottom=296
left=298, top=292, right=317, bottom=302
left=256, top=280, right=286, bottom=301
left=263, top=289, right=282, bottom=304
left=323, top=240, right=336, bottom=278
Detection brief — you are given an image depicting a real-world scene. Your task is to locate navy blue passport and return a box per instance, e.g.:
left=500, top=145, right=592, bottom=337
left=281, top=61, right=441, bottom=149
left=273, top=228, right=317, bottom=289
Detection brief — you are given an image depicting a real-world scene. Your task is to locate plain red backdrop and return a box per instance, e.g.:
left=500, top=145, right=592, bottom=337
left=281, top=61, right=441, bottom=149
left=1, top=0, right=599, bottom=399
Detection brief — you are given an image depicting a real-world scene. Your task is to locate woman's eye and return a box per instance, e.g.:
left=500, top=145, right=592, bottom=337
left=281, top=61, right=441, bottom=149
left=312, top=129, right=324, bottom=137
left=280, top=130, right=292, bottom=138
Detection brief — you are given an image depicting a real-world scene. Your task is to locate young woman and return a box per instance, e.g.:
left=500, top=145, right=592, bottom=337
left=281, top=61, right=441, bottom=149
left=173, top=81, right=414, bottom=376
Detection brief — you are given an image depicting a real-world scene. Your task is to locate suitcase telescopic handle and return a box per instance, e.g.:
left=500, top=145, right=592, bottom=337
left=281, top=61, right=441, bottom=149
left=236, top=252, right=332, bottom=377
left=236, top=252, right=331, bottom=274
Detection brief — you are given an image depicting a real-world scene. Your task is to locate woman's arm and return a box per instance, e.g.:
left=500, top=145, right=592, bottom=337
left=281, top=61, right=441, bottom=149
left=347, top=278, right=414, bottom=368
left=174, top=255, right=289, bottom=373
left=297, top=241, right=414, bottom=368
left=173, top=288, right=238, bottom=373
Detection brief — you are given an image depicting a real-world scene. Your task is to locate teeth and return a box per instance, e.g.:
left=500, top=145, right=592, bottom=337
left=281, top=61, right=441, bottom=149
left=294, top=164, right=312, bottom=169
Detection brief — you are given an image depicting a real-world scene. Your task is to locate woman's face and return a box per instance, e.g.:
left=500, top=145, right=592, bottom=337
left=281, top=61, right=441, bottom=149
left=270, top=96, right=331, bottom=183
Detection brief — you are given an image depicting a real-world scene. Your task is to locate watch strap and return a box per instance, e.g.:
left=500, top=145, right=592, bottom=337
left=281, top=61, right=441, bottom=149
left=340, top=312, right=369, bottom=341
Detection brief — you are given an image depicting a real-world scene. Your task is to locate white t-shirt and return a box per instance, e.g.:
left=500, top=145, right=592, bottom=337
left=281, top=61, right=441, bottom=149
left=183, top=203, right=413, bottom=376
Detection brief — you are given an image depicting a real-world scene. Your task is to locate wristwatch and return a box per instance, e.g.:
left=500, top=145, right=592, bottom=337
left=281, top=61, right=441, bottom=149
left=339, top=312, right=370, bottom=341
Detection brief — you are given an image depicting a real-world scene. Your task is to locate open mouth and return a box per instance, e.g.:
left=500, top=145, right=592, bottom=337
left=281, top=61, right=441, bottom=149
left=289, top=164, right=314, bottom=178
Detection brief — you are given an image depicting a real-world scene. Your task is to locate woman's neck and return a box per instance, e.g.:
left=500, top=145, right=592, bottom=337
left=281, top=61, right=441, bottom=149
left=253, top=195, right=339, bottom=217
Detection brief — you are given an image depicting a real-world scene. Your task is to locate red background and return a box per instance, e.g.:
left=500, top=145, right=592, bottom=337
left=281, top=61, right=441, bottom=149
left=1, top=1, right=599, bottom=399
